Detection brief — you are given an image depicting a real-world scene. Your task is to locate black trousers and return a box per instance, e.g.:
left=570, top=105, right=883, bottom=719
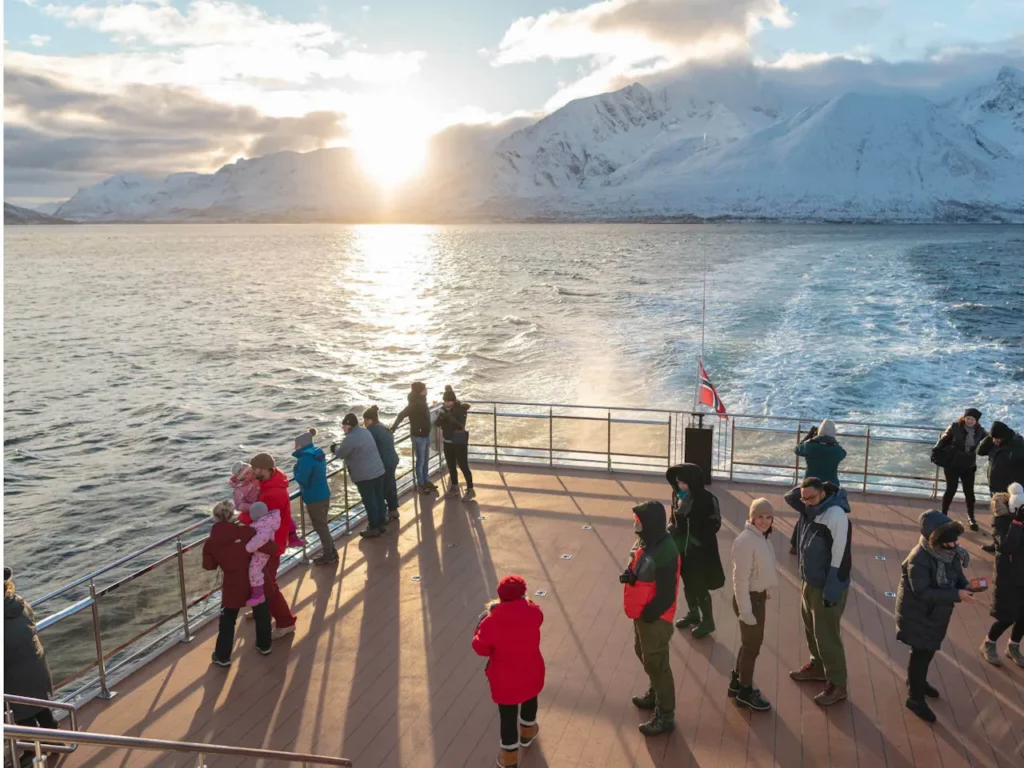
left=498, top=696, right=538, bottom=749
left=941, top=466, right=976, bottom=518
left=988, top=617, right=1024, bottom=643
left=15, top=709, right=58, bottom=729
left=444, top=442, right=473, bottom=488
left=215, top=601, right=271, bottom=661
left=907, top=647, right=936, bottom=701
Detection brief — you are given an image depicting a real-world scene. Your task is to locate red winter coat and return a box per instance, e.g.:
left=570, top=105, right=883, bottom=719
left=472, top=598, right=545, bottom=705
left=238, top=468, right=293, bottom=552
left=202, top=521, right=279, bottom=609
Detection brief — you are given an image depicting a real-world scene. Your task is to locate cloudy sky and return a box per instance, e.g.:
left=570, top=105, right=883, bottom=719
left=4, top=0, right=1024, bottom=205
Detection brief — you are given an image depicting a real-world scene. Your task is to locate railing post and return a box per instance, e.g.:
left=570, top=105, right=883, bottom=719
left=794, top=424, right=803, bottom=485
left=175, top=539, right=193, bottom=644
left=493, top=407, right=499, bottom=465
left=88, top=581, right=116, bottom=700
left=665, top=413, right=672, bottom=469
left=343, top=469, right=351, bottom=535
left=606, top=410, right=612, bottom=472
left=31, top=740, right=46, bottom=767
left=549, top=407, right=554, bottom=467
left=863, top=426, right=871, bottom=494
left=299, top=498, right=309, bottom=563
left=729, top=418, right=736, bottom=481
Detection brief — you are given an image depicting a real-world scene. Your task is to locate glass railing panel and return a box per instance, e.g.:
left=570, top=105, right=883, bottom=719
left=610, top=420, right=669, bottom=459
left=495, top=415, right=550, bottom=451
left=731, top=427, right=799, bottom=472
left=180, top=541, right=219, bottom=622
left=866, top=437, right=940, bottom=487
left=552, top=416, right=608, bottom=454
left=36, top=604, right=98, bottom=689
left=96, top=555, right=183, bottom=660
left=465, top=409, right=495, bottom=447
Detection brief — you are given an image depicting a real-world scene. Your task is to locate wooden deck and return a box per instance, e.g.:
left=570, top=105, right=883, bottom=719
left=64, top=466, right=1024, bottom=768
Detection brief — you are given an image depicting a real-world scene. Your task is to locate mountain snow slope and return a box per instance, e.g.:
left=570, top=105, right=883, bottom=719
left=949, top=65, right=1024, bottom=158
left=4, top=202, right=72, bottom=224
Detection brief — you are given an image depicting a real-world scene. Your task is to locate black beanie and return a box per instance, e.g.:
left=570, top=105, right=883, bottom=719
left=991, top=421, right=1014, bottom=441
left=3, top=567, right=11, bottom=582
left=443, top=385, right=457, bottom=402
left=364, top=405, right=380, bottom=423
left=342, top=413, right=358, bottom=427
left=964, top=408, right=982, bottom=420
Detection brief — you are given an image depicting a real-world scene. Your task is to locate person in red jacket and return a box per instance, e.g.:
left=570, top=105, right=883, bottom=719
left=238, top=452, right=297, bottom=637
left=472, top=575, right=545, bottom=768
left=202, top=501, right=277, bottom=665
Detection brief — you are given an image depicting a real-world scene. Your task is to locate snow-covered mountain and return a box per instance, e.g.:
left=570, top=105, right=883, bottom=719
left=51, top=67, right=1024, bottom=223
left=4, top=202, right=72, bottom=224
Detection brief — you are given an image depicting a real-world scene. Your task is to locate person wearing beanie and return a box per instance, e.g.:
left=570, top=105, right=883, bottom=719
left=472, top=575, right=545, bottom=768
left=784, top=477, right=853, bottom=706
left=435, top=385, right=475, bottom=501
left=895, top=510, right=979, bottom=722
left=392, top=382, right=437, bottom=494
left=292, top=428, right=334, bottom=565
left=4, top=566, right=57, bottom=729
left=625, top=501, right=681, bottom=737
left=364, top=406, right=401, bottom=522
left=728, top=499, right=779, bottom=712
left=977, top=421, right=1024, bottom=553
left=202, top=501, right=276, bottom=664
left=791, top=419, right=847, bottom=554
left=980, top=482, right=1024, bottom=668
left=238, top=452, right=297, bottom=636
left=331, top=413, right=388, bottom=538
left=665, top=464, right=724, bottom=640
left=931, top=409, right=988, bottom=531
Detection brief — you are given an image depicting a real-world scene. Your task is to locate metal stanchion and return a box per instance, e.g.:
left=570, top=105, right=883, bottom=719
left=175, top=539, right=193, bottom=643
left=88, top=581, right=116, bottom=700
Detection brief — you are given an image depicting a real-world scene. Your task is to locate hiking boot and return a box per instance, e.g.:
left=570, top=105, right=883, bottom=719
left=905, top=697, right=936, bottom=723
left=906, top=678, right=939, bottom=699
left=631, top=688, right=656, bottom=710
left=1007, top=643, right=1024, bottom=668
left=814, top=683, right=848, bottom=707
left=674, top=609, right=700, bottom=630
left=638, top=709, right=675, bottom=737
left=736, top=685, right=772, bottom=712
left=444, top=484, right=461, bottom=499
left=313, top=553, right=338, bottom=566
left=982, top=543, right=996, bottom=554
left=462, top=488, right=477, bottom=502
left=519, top=722, right=539, bottom=748
left=359, top=527, right=383, bottom=539
left=210, top=653, right=232, bottom=668
left=789, top=662, right=827, bottom=682
left=495, top=747, right=518, bottom=767
left=980, top=639, right=1002, bottom=666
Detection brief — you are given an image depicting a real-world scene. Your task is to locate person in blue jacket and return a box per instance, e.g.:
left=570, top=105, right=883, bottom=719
left=292, top=428, right=334, bottom=565
left=364, top=406, right=401, bottom=522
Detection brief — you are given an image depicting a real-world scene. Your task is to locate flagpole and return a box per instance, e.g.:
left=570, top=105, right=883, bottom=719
left=693, top=132, right=709, bottom=422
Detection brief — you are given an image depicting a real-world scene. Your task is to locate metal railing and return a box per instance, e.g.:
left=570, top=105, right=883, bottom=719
left=4, top=695, right=78, bottom=765
left=3, top=724, right=351, bottom=766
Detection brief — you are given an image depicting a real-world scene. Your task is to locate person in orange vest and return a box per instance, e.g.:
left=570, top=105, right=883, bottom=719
left=623, top=500, right=681, bottom=737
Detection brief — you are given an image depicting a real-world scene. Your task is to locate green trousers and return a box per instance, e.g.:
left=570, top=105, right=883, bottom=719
left=800, top=582, right=848, bottom=688
left=633, top=619, right=675, bottom=715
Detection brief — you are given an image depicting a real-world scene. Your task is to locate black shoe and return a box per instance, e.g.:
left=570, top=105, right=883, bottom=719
left=736, top=685, right=772, bottom=712
left=789, top=544, right=798, bottom=556
left=210, top=653, right=232, bottom=668
left=728, top=670, right=740, bottom=698
left=905, top=697, right=936, bottom=723
left=360, top=527, right=383, bottom=539
left=631, top=688, right=656, bottom=710
left=638, top=709, right=675, bottom=737
left=907, top=679, right=940, bottom=699
left=675, top=610, right=700, bottom=630
left=982, top=543, right=996, bottom=554
left=968, top=519, right=979, bottom=532
left=257, top=646, right=272, bottom=656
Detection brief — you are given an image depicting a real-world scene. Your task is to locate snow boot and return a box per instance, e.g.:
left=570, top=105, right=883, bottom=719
left=519, top=720, right=539, bottom=748
left=245, top=585, right=265, bottom=606
left=495, top=747, right=518, bottom=767
left=1007, top=642, right=1024, bottom=668
left=980, top=639, right=1003, bottom=666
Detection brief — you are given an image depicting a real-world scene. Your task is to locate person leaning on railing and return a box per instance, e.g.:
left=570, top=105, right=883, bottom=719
left=4, top=566, right=57, bottom=732
left=331, top=413, right=388, bottom=539
left=435, top=386, right=475, bottom=502
left=391, top=381, right=437, bottom=495
left=203, top=502, right=278, bottom=666
left=292, top=428, right=335, bottom=566
left=364, top=406, right=401, bottom=523
left=931, top=408, right=987, bottom=532
left=791, top=419, right=847, bottom=555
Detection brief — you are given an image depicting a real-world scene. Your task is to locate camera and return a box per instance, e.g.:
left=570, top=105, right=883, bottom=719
left=619, top=568, right=637, bottom=586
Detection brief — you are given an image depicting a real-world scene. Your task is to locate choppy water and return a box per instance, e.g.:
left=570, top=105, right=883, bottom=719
left=4, top=223, right=1023, bottom=599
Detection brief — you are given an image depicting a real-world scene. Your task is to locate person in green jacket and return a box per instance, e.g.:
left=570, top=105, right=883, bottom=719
left=791, top=419, right=848, bottom=554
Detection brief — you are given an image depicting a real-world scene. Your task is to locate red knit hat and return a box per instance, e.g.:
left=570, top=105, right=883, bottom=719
left=497, top=574, right=527, bottom=602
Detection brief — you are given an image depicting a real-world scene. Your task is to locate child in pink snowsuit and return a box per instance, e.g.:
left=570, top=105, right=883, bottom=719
left=244, top=502, right=281, bottom=606
left=231, top=462, right=304, bottom=548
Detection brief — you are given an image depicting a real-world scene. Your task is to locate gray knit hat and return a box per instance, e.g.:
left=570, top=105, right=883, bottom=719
left=249, top=502, right=270, bottom=521
left=294, top=427, right=317, bottom=450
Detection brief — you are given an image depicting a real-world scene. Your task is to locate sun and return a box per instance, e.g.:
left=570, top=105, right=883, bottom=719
left=351, top=101, right=431, bottom=187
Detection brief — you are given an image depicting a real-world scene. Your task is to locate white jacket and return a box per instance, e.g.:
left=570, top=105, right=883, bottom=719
left=731, top=523, right=780, bottom=615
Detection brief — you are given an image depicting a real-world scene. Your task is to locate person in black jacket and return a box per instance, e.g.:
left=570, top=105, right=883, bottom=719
left=977, top=421, right=1024, bottom=553
left=4, top=567, right=56, bottom=730
left=665, top=464, right=725, bottom=639
left=931, top=408, right=987, bottom=531
left=391, top=382, right=436, bottom=495
left=895, top=511, right=978, bottom=722
left=434, top=385, right=474, bottom=501
left=979, top=483, right=1024, bottom=668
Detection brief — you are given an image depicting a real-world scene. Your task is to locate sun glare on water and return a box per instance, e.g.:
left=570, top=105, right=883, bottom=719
left=351, top=102, right=431, bottom=187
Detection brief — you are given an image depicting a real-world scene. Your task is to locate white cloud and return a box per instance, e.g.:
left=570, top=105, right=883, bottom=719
left=29, top=34, right=52, bottom=47
left=765, top=50, right=871, bottom=70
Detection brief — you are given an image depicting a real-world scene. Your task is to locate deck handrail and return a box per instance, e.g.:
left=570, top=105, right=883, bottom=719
left=3, top=724, right=352, bottom=766
left=4, top=694, right=79, bottom=758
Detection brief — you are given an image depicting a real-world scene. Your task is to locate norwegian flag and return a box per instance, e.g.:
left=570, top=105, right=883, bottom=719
left=698, top=359, right=728, bottom=418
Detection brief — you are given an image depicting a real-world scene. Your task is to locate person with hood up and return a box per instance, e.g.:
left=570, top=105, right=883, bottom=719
left=931, top=408, right=987, bottom=531
left=331, top=413, right=387, bottom=538
left=977, top=421, right=1024, bottom=553
left=979, top=482, right=1024, bottom=668
left=292, top=428, right=334, bottom=565
left=624, top=501, right=681, bottom=737
left=784, top=477, right=853, bottom=706
left=364, top=406, right=401, bottom=522
left=472, top=575, right=545, bottom=768
left=729, top=498, right=779, bottom=712
left=791, top=419, right=847, bottom=554
left=202, top=501, right=277, bottom=664
left=391, top=381, right=437, bottom=494
left=4, top=566, right=56, bottom=730
left=665, top=463, right=724, bottom=639
left=435, top=385, right=475, bottom=501
left=239, top=452, right=297, bottom=637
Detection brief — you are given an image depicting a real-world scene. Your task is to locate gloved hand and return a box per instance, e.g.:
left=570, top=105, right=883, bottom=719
left=738, top=611, right=757, bottom=626
left=329, top=442, right=339, bottom=455
left=476, top=610, right=490, bottom=628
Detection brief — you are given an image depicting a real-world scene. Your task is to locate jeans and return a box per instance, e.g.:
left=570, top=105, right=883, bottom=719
left=732, top=591, right=767, bottom=687
left=216, top=601, right=271, bottom=660
left=383, top=464, right=399, bottom=513
left=988, top=617, right=1024, bottom=643
left=412, top=435, right=431, bottom=486
left=907, top=647, right=936, bottom=701
left=942, top=466, right=976, bottom=519
left=356, top=475, right=387, bottom=529
left=498, top=697, right=538, bottom=749
left=633, top=619, right=675, bottom=715
left=444, top=442, right=473, bottom=488
left=305, top=499, right=336, bottom=558
left=800, top=582, right=848, bottom=688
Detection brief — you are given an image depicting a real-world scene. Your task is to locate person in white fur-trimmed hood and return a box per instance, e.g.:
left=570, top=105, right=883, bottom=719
left=979, top=482, right=1024, bottom=668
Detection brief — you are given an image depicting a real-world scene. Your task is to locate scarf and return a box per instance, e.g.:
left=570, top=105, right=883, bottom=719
left=920, top=536, right=971, bottom=588
left=964, top=426, right=977, bottom=453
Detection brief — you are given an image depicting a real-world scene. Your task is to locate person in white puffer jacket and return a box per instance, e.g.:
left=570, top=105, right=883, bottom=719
left=729, top=498, right=780, bottom=712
